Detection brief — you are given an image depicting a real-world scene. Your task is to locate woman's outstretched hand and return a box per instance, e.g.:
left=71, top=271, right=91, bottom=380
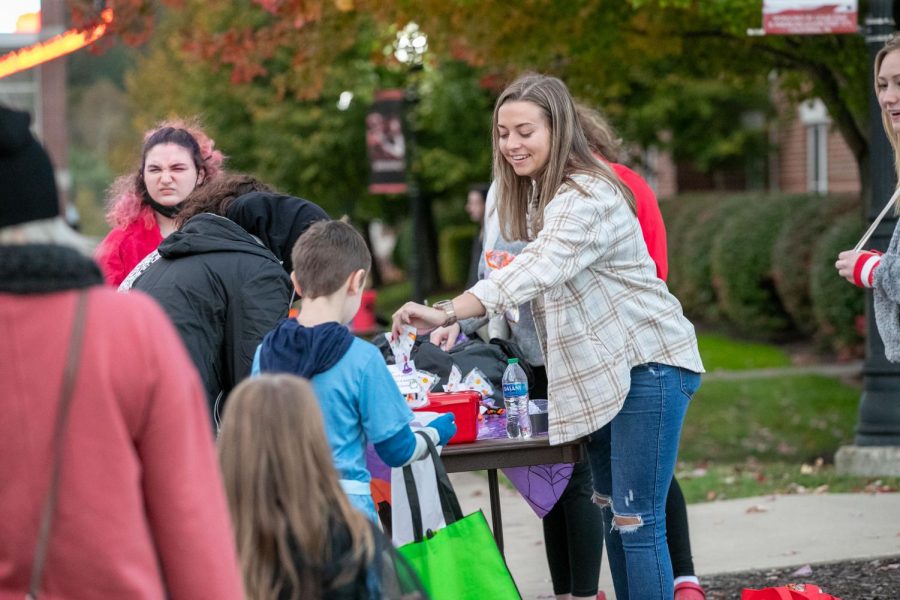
left=391, top=302, right=446, bottom=339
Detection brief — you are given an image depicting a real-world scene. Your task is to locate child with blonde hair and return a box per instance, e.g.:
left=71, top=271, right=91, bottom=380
left=219, top=374, right=426, bottom=600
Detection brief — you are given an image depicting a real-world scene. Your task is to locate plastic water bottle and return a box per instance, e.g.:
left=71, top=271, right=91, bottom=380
left=502, top=358, right=532, bottom=439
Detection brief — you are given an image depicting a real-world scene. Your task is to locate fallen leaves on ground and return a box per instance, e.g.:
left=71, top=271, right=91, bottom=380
left=863, top=480, right=896, bottom=494
left=703, top=556, right=900, bottom=600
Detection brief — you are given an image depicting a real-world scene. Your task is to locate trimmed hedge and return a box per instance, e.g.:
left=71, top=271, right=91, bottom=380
left=670, top=196, right=741, bottom=321
left=659, top=194, right=711, bottom=253
left=660, top=194, right=718, bottom=313
left=438, top=224, right=479, bottom=288
left=771, top=194, right=859, bottom=336
left=657, top=191, right=865, bottom=352
left=710, top=194, right=800, bottom=338
left=810, top=212, right=866, bottom=357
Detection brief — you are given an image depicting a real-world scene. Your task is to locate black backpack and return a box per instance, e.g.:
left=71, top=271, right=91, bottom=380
left=410, top=338, right=534, bottom=405
left=372, top=333, right=534, bottom=402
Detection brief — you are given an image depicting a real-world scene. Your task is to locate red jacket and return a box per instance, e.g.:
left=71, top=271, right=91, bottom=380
left=611, top=163, right=668, bottom=281
left=95, top=219, right=163, bottom=286
left=0, top=287, right=243, bottom=600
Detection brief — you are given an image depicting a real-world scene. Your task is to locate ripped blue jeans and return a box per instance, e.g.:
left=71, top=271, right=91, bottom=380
left=585, top=363, right=701, bottom=600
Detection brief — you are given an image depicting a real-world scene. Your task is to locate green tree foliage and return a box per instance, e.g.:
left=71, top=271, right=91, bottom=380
left=125, top=3, right=490, bottom=226
left=67, top=43, right=140, bottom=237
left=120, top=2, right=498, bottom=292
left=378, top=0, right=867, bottom=190
left=72, top=0, right=871, bottom=191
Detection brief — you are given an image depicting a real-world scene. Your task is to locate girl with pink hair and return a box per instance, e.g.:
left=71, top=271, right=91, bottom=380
left=95, top=119, right=225, bottom=285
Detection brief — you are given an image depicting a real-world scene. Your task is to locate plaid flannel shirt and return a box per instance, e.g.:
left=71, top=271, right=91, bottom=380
left=469, top=173, right=704, bottom=444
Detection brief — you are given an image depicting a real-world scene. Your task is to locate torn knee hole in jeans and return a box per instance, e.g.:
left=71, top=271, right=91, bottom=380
left=592, top=492, right=611, bottom=508
left=612, top=513, right=643, bottom=533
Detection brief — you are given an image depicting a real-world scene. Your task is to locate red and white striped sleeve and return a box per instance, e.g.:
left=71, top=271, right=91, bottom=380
left=853, top=250, right=883, bottom=288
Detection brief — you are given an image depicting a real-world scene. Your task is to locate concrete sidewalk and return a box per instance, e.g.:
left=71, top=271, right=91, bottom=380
left=450, top=472, right=900, bottom=600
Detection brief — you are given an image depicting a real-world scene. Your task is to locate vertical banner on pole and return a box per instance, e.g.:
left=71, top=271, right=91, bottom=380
left=762, top=1, right=858, bottom=35
left=367, top=89, right=408, bottom=195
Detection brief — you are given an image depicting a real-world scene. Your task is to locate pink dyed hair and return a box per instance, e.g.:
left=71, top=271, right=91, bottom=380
left=104, top=117, right=226, bottom=229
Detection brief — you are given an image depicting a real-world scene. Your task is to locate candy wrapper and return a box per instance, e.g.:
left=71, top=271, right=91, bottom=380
left=387, top=362, right=440, bottom=409
left=443, top=365, right=463, bottom=392
left=385, top=325, right=437, bottom=408
left=417, top=370, right=440, bottom=395
left=388, top=360, right=427, bottom=408
left=386, top=324, right=417, bottom=372
left=484, top=249, right=520, bottom=324
left=463, top=367, right=494, bottom=401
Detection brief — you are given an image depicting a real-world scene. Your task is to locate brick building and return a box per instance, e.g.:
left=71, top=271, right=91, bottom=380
left=775, top=98, right=861, bottom=196
left=646, top=97, right=862, bottom=200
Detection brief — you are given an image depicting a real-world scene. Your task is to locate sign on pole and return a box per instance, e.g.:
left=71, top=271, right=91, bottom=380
left=367, top=89, right=408, bottom=195
left=762, top=1, right=857, bottom=35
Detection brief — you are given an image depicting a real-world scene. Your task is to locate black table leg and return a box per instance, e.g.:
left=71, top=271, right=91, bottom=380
left=487, top=468, right=504, bottom=556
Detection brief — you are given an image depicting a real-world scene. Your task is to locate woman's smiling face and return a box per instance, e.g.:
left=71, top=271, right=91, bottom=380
left=878, top=50, right=900, bottom=133
left=497, top=100, right=551, bottom=179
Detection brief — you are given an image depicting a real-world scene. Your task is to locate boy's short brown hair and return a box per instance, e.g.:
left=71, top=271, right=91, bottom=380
left=291, top=220, right=371, bottom=299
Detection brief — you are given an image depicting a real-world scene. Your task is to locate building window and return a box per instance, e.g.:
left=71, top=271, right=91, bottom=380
left=798, top=98, right=829, bottom=195
left=806, top=123, right=828, bottom=194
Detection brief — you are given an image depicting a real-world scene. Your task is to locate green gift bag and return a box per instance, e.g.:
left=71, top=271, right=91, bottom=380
left=397, top=432, right=520, bottom=600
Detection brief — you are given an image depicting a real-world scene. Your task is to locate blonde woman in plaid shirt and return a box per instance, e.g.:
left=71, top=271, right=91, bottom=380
left=392, top=73, right=704, bottom=600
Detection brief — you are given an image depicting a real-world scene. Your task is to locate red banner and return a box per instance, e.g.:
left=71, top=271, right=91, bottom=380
left=762, top=1, right=857, bottom=35
left=367, top=89, right=408, bottom=195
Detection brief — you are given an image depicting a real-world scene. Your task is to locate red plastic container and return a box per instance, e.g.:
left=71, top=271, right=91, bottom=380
left=413, top=391, right=481, bottom=444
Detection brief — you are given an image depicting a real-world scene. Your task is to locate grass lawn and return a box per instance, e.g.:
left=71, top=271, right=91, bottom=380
left=676, top=461, right=898, bottom=504
left=680, top=375, right=858, bottom=464
left=678, top=374, right=900, bottom=502
left=697, top=332, right=792, bottom=371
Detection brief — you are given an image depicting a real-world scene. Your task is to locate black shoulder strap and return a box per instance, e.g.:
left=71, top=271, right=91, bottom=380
left=402, top=431, right=464, bottom=542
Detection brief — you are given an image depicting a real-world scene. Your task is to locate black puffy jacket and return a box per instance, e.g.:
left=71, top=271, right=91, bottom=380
left=132, top=213, right=291, bottom=424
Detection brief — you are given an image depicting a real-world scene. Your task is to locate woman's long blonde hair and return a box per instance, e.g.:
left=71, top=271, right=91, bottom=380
left=492, top=73, right=635, bottom=242
left=218, top=375, right=373, bottom=600
left=574, top=102, right=624, bottom=163
left=876, top=36, right=900, bottom=190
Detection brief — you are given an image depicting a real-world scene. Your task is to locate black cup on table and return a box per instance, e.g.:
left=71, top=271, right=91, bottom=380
left=529, top=399, right=549, bottom=435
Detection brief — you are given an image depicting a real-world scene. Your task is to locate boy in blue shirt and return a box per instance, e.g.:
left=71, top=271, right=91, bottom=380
left=253, top=220, right=455, bottom=522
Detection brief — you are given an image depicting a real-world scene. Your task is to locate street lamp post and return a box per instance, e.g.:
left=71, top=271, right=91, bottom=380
left=836, top=0, right=900, bottom=475
left=394, top=23, right=429, bottom=302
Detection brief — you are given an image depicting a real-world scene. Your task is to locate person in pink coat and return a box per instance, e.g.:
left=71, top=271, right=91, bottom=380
left=95, top=118, right=225, bottom=286
left=0, top=106, right=243, bottom=600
